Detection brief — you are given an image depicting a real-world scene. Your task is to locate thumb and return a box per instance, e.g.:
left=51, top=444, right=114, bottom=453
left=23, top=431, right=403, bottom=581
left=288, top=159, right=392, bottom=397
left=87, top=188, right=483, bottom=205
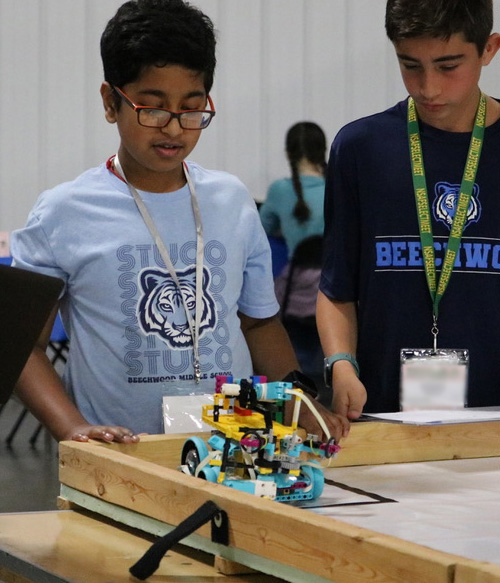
left=346, top=408, right=362, bottom=420
left=346, top=390, right=366, bottom=419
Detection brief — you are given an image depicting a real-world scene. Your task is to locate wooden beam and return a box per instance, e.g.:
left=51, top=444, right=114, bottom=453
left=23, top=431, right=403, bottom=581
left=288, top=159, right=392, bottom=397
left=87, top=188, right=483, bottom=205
left=331, top=420, right=500, bottom=467
left=79, top=420, right=500, bottom=471
left=455, top=562, right=500, bottom=583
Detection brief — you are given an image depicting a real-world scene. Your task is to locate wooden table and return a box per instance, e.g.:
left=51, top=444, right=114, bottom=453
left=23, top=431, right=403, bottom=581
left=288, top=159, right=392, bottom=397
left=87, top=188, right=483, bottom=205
left=0, top=509, right=285, bottom=583
left=4, top=420, right=500, bottom=583
left=55, top=422, right=500, bottom=583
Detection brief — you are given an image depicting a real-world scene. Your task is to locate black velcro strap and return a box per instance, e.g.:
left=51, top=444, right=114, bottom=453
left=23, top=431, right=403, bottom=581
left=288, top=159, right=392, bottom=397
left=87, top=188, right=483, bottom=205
left=211, top=504, right=229, bottom=545
left=129, top=500, right=228, bottom=580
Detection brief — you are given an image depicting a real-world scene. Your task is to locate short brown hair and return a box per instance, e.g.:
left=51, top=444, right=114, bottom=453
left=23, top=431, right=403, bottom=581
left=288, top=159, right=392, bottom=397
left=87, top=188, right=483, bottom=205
left=385, top=0, right=493, bottom=54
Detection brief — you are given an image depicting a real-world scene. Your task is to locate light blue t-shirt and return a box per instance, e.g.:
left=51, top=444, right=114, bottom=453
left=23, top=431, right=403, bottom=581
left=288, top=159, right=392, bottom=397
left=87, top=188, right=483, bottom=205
left=11, top=161, right=279, bottom=433
left=259, top=175, right=325, bottom=259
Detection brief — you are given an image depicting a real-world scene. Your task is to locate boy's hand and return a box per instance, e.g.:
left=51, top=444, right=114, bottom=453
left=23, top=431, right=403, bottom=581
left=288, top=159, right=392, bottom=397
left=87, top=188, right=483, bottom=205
left=332, top=376, right=367, bottom=420
left=66, top=424, right=141, bottom=443
left=298, top=398, right=350, bottom=443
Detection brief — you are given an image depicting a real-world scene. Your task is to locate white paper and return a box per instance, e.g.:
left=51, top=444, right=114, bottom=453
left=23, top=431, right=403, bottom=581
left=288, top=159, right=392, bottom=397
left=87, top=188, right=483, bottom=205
left=318, top=457, right=500, bottom=564
left=363, top=407, right=500, bottom=425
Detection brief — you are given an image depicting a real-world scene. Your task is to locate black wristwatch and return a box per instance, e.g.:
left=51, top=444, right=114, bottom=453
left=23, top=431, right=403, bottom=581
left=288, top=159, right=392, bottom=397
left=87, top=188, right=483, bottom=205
left=323, top=353, right=360, bottom=388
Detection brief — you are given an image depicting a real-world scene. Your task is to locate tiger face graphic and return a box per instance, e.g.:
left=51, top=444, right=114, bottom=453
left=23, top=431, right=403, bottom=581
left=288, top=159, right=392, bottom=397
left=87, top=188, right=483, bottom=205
left=137, top=265, right=217, bottom=349
left=433, top=181, right=481, bottom=231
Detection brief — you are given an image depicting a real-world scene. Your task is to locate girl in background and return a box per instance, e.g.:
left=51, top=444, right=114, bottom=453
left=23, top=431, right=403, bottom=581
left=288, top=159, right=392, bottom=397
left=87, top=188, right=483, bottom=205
left=260, top=121, right=326, bottom=260
left=260, top=122, right=328, bottom=403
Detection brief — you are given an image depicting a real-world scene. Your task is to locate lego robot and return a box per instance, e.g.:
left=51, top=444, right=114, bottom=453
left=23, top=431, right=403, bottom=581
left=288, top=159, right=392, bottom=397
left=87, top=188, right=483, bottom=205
left=180, top=375, right=339, bottom=503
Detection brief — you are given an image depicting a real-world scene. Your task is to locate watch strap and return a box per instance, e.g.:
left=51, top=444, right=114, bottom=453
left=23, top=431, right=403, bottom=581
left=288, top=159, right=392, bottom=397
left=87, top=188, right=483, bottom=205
left=325, top=353, right=360, bottom=378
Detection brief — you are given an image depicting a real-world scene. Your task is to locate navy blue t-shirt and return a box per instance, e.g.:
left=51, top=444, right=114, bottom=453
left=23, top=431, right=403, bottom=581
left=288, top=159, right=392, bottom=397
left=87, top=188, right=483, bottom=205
left=320, top=98, right=500, bottom=412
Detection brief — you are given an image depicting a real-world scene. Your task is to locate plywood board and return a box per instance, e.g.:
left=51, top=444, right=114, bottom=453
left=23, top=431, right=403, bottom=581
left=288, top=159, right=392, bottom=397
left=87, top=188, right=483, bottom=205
left=0, top=511, right=283, bottom=583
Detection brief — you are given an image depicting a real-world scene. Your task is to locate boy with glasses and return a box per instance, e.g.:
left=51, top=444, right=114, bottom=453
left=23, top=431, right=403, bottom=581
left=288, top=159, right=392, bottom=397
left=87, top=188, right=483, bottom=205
left=318, top=0, right=500, bottom=419
left=11, top=0, right=348, bottom=443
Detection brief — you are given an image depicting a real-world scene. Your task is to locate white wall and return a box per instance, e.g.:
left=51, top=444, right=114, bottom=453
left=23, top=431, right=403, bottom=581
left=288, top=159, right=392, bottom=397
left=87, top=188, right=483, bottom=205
left=1, top=0, right=500, bottom=232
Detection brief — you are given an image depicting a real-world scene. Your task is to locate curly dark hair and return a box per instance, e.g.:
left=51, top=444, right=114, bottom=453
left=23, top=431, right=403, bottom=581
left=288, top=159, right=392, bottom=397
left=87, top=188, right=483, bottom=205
left=101, top=0, right=216, bottom=92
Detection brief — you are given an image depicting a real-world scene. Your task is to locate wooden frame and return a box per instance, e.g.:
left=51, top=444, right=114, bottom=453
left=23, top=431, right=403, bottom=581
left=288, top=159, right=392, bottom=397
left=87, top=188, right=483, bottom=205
left=58, top=421, right=500, bottom=583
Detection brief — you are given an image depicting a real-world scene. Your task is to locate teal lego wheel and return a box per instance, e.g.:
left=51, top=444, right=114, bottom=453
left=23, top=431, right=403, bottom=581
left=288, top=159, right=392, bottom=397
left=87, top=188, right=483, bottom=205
left=181, top=437, right=209, bottom=476
left=198, top=466, right=218, bottom=482
left=302, top=463, right=325, bottom=500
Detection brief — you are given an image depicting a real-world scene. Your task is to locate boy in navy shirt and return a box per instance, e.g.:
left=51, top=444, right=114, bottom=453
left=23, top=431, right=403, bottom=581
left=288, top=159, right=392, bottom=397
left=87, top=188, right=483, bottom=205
left=318, top=0, right=500, bottom=418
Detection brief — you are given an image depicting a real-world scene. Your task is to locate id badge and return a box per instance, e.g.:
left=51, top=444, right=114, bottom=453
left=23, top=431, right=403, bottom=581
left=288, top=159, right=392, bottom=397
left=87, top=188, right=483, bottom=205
left=400, top=349, right=469, bottom=411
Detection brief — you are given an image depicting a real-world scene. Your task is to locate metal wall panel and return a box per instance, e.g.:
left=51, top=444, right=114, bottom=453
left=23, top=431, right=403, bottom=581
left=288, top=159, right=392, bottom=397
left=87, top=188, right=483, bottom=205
left=1, top=0, right=500, bottom=232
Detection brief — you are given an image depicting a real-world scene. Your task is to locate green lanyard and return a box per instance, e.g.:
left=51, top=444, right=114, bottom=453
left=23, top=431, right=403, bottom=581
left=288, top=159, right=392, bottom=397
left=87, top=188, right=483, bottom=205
left=407, top=93, right=486, bottom=347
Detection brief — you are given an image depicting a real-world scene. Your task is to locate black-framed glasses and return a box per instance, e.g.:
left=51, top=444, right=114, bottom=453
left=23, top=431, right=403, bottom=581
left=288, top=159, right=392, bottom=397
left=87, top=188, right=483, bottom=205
left=113, top=86, right=216, bottom=130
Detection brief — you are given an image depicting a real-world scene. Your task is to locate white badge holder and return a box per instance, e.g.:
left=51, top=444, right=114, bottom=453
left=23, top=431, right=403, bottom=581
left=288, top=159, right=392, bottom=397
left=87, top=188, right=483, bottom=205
left=400, top=348, right=469, bottom=411
left=162, top=393, right=214, bottom=434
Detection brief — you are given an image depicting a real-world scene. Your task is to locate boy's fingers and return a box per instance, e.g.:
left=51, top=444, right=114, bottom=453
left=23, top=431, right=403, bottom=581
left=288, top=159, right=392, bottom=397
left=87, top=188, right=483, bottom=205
left=70, top=425, right=140, bottom=443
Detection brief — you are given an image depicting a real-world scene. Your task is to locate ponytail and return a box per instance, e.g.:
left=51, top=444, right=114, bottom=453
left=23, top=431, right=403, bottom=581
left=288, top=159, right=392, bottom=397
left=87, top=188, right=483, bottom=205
left=286, top=122, right=326, bottom=224
left=291, top=159, right=311, bottom=223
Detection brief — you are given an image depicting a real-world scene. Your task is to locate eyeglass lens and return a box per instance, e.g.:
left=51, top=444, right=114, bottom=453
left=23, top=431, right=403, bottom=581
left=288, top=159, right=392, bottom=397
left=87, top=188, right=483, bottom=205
left=138, top=108, right=212, bottom=129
